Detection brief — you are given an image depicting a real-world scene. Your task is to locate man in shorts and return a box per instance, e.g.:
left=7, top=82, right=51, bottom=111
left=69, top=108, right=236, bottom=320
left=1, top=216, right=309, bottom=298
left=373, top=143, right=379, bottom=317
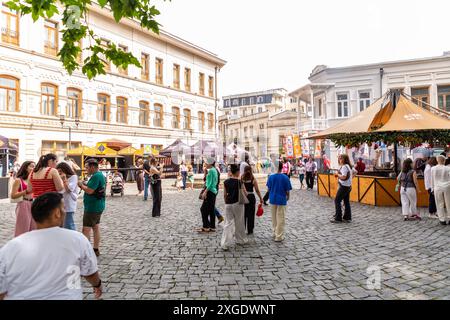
left=78, top=159, right=106, bottom=257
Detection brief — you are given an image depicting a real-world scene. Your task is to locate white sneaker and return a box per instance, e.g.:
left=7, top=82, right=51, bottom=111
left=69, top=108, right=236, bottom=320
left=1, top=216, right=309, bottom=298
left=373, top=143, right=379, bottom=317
left=221, top=245, right=229, bottom=251
left=428, top=213, right=438, bottom=219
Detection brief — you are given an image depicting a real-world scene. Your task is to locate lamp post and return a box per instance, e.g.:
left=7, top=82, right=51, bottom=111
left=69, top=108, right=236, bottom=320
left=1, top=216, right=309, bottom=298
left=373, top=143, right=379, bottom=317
left=59, top=114, right=80, bottom=155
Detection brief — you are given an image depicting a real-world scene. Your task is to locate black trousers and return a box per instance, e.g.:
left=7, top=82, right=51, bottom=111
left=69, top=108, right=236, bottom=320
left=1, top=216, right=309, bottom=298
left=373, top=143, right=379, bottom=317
left=263, top=191, right=269, bottom=203
left=151, top=180, right=162, bottom=217
left=428, top=189, right=437, bottom=214
left=244, top=194, right=256, bottom=234
left=335, top=185, right=352, bottom=221
left=306, top=172, right=314, bottom=189
left=201, top=191, right=217, bottom=229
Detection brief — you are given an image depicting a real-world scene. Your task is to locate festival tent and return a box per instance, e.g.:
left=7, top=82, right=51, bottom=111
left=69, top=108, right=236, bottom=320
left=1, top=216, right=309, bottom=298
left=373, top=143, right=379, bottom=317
left=159, top=139, right=190, bottom=157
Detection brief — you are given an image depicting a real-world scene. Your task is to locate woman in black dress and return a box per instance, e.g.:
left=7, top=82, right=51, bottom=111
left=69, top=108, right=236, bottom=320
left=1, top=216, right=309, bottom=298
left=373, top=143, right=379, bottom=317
left=241, top=165, right=263, bottom=235
left=149, top=158, right=163, bottom=217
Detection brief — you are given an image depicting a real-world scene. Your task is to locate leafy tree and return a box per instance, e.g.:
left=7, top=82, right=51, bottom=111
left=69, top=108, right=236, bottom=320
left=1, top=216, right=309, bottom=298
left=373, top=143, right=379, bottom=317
left=6, top=0, right=168, bottom=79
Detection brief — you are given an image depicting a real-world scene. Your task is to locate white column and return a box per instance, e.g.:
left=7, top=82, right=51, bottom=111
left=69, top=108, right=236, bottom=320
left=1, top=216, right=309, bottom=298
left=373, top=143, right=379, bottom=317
left=310, top=91, right=315, bottom=130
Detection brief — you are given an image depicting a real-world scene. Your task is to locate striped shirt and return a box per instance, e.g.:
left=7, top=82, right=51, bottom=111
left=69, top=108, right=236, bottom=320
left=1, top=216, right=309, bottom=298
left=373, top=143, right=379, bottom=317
left=30, top=168, right=57, bottom=198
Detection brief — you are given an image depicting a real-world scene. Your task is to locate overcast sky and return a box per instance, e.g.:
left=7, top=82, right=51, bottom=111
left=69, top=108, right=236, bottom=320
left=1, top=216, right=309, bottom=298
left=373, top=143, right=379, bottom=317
left=156, top=0, right=450, bottom=97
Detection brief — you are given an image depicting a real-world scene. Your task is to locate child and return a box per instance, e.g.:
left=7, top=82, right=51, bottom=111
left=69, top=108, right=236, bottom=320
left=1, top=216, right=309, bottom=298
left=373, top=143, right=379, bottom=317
left=176, top=173, right=183, bottom=192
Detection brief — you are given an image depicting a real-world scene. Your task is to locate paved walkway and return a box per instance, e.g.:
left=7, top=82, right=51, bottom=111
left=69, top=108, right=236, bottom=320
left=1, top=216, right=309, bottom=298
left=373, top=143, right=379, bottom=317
left=0, top=179, right=449, bottom=300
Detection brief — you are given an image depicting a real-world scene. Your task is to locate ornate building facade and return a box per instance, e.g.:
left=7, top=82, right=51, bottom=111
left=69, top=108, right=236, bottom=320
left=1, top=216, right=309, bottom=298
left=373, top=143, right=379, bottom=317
left=0, top=3, right=226, bottom=162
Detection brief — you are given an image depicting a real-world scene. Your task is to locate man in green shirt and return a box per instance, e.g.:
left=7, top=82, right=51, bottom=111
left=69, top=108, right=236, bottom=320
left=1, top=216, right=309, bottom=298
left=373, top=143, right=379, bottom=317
left=199, top=157, right=219, bottom=233
left=78, top=159, right=106, bottom=257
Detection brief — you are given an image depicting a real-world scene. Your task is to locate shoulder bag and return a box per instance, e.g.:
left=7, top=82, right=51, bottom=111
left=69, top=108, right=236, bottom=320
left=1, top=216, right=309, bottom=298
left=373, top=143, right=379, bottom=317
left=238, top=180, right=249, bottom=205
left=10, top=179, right=24, bottom=203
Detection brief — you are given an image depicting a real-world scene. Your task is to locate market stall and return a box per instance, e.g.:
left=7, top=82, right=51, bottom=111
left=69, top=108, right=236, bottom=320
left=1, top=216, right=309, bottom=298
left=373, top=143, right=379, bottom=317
left=160, top=139, right=190, bottom=178
left=309, top=90, right=450, bottom=207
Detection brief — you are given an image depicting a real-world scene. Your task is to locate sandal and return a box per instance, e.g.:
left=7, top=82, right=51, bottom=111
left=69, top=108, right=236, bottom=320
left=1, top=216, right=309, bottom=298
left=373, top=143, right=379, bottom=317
left=196, top=228, right=210, bottom=233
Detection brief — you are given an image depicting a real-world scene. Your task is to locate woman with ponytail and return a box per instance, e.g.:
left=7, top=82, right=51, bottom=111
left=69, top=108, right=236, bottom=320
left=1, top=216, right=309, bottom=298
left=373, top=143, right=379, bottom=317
left=29, top=153, right=64, bottom=199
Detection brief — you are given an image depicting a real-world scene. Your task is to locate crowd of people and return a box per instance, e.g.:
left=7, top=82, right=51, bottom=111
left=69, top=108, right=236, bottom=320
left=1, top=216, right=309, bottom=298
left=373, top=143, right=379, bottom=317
left=1, top=149, right=449, bottom=299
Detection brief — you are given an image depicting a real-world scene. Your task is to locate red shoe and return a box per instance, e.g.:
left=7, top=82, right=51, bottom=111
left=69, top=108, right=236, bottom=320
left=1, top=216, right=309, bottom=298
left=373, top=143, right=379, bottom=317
left=412, top=215, right=422, bottom=221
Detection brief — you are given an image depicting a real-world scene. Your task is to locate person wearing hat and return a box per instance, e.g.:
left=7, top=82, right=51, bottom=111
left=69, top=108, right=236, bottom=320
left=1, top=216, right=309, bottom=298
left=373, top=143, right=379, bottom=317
left=78, top=159, right=106, bottom=257
left=199, top=157, right=219, bottom=233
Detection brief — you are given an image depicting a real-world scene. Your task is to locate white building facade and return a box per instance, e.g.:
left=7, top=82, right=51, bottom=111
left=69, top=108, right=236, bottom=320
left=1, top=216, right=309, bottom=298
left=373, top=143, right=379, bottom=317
left=0, top=3, right=226, bottom=162
left=219, top=89, right=305, bottom=158
left=291, top=52, right=450, bottom=134
left=290, top=53, right=450, bottom=168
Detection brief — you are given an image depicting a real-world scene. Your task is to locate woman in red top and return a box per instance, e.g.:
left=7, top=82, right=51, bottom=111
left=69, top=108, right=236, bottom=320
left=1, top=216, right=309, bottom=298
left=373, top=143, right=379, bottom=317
left=29, top=153, right=64, bottom=199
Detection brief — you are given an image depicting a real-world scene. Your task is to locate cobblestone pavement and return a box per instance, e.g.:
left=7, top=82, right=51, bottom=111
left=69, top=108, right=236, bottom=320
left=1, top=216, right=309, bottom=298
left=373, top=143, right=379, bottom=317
left=1, top=179, right=449, bottom=300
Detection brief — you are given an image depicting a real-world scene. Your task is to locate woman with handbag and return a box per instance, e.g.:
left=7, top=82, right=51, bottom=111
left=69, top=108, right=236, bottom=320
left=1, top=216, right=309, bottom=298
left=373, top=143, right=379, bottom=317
left=241, top=165, right=263, bottom=236
left=10, top=161, right=36, bottom=237
left=220, top=164, right=248, bottom=250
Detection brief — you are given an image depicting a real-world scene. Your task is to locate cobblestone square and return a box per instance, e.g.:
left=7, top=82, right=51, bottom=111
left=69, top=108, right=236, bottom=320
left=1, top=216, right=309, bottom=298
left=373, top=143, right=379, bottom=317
left=1, top=180, right=449, bottom=300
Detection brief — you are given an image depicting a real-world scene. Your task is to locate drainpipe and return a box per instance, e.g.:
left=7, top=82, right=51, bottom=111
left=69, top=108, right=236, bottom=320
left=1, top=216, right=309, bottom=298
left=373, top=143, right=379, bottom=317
left=215, top=66, right=219, bottom=142
left=379, top=68, right=384, bottom=98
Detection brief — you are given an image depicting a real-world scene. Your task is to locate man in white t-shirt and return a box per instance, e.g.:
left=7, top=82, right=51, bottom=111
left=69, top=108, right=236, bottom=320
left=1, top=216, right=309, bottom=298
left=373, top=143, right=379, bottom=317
left=0, top=192, right=102, bottom=300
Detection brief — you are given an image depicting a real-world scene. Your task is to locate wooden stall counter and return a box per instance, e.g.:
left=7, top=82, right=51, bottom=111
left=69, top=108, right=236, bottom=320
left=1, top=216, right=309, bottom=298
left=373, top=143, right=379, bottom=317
left=317, top=173, right=428, bottom=207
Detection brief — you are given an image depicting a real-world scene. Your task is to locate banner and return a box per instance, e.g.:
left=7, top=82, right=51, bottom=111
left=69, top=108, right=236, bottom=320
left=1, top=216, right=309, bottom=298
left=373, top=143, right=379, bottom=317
left=285, top=135, right=294, bottom=159
left=293, top=135, right=302, bottom=158
left=314, top=140, right=322, bottom=158
left=302, top=139, right=310, bottom=156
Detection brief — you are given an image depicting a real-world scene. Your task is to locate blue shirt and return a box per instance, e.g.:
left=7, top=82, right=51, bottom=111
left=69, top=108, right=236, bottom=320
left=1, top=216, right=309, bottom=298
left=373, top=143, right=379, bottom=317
left=266, top=173, right=292, bottom=206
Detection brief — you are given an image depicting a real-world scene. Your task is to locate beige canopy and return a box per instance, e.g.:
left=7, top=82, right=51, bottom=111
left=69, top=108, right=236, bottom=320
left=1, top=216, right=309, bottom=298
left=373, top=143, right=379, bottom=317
left=308, top=96, right=386, bottom=139
left=375, top=95, right=450, bottom=132
left=308, top=93, right=450, bottom=139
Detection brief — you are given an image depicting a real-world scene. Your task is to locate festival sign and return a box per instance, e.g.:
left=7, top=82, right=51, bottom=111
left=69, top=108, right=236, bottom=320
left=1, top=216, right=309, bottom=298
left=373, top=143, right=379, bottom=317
left=293, top=135, right=302, bottom=158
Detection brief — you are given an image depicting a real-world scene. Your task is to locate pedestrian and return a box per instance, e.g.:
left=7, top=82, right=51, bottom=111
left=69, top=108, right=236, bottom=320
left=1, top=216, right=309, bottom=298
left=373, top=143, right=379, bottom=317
left=149, top=158, right=163, bottom=217
left=240, top=154, right=250, bottom=177
left=187, top=164, right=195, bottom=190
left=176, top=173, right=183, bottom=192
left=266, top=161, right=292, bottom=242
left=198, top=157, right=219, bottom=233
left=29, top=153, right=64, bottom=199
left=431, top=155, right=450, bottom=225
left=298, top=162, right=306, bottom=189
left=0, top=192, right=102, bottom=300
left=10, top=161, right=36, bottom=237
left=305, top=157, right=317, bottom=190
left=78, top=159, right=106, bottom=256
left=241, top=165, right=263, bottom=235
left=143, top=158, right=152, bottom=201
left=355, top=157, right=366, bottom=175
left=281, top=158, right=290, bottom=177
left=221, top=164, right=247, bottom=250
left=398, top=158, right=422, bottom=221
left=135, top=158, right=144, bottom=196
left=56, top=162, right=79, bottom=231
left=180, top=161, right=188, bottom=190
left=331, top=154, right=353, bottom=223
left=424, top=157, right=438, bottom=219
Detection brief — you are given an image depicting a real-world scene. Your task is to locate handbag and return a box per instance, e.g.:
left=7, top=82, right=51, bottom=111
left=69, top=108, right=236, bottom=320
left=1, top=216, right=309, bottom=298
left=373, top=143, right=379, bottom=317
left=10, top=179, right=24, bottom=203
left=199, top=187, right=205, bottom=200
left=256, top=203, right=264, bottom=217
left=238, top=181, right=249, bottom=205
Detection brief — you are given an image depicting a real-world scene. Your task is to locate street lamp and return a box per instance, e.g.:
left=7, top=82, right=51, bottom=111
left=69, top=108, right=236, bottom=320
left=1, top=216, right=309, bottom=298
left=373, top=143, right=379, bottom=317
left=59, top=114, right=80, bottom=154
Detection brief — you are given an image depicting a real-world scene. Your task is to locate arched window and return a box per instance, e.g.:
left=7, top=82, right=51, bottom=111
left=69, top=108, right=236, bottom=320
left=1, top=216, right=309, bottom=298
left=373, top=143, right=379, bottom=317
left=183, top=109, right=191, bottom=130
left=97, top=93, right=110, bottom=122
left=172, top=107, right=180, bottom=129
left=67, top=88, right=82, bottom=119
left=153, top=103, right=163, bottom=127
left=139, top=101, right=149, bottom=126
left=198, top=111, right=205, bottom=132
left=0, top=75, right=19, bottom=112
left=116, top=96, right=128, bottom=123
left=41, top=83, right=58, bottom=116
